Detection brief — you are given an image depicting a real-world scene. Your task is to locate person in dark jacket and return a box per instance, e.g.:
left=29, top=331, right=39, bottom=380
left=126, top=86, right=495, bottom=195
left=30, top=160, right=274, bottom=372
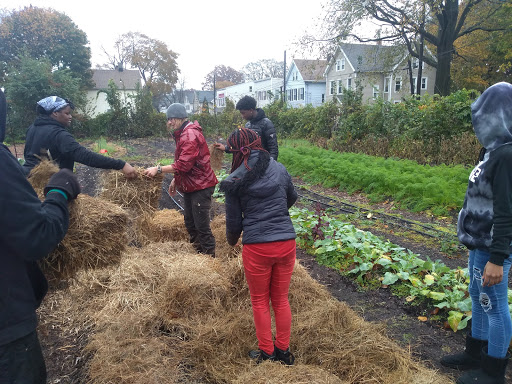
left=144, top=103, right=218, bottom=256
left=23, top=96, right=137, bottom=178
left=0, top=90, right=81, bottom=383
left=219, top=128, right=297, bottom=365
left=214, top=95, right=279, bottom=160
left=440, top=82, right=512, bottom=384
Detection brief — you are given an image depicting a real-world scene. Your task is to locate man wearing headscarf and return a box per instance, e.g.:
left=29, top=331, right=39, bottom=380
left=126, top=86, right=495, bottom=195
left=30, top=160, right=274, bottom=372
left=22, top=96, right=137, bottom=178
left=0, top=90, right=81, bottom=383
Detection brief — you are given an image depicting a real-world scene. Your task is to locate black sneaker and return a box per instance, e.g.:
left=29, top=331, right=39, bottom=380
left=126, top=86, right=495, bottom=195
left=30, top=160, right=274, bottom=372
left=275, top=346, right=295, bottom=365
left=248, top=349, right=275, bottom=363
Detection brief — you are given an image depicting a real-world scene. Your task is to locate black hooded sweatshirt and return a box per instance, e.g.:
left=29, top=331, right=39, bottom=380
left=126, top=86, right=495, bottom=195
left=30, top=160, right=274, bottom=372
left=0, top=90, right=70, bottom=346
left=244, top=108, right=279, bottom=161
left=22, top=115, right=125, bottom=175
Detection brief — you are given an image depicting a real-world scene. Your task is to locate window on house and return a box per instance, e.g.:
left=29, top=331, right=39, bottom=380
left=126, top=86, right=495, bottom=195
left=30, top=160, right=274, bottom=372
left=412, top=58, right=424, bottom=69
left=288, top=90, right=292, bottom=101
left=293, top=88, right=298, bottom=101
left=338, top=80, right=343, bottom=94
left=384, top=77, right=390, bottom=93
left=322, top=94, right=325, bottom=103
left=373, top=85, right=380, bottom=99
left=330, top=81, right=336, bottom=95
left=336, top=60, right=340, bottom=71
left=341, top=59, right=345, bottom=70
left=249, top=86, right=253, bottom=92
left=395, top=77, right=402, bottom=92
left=421, top=77, right=427, bottom=90
left=347, top=78, right=352, bottom=90
left=299, top=88, right=305, bottom=100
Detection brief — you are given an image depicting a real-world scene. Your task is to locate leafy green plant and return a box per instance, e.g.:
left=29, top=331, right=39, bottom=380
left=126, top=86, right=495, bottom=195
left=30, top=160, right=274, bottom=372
left=289, top=206, right=507, bottom=332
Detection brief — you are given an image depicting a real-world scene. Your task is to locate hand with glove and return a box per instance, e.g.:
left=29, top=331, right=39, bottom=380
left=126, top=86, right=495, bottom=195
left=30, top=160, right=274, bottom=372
left=44, top=169, right=81, bottom=200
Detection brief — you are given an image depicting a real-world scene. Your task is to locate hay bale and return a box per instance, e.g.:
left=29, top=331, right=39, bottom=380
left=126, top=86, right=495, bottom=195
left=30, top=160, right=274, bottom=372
left=99, top=167, right=163, bottom=216
left=156, top=252, right=232, bottom=320
left=211, top=214, right=241, bottom=259
left=142, top=209, right=188, bottom=243
left=209, top=143, right=225, bottom=171
left=27, top=159, right=59, bottom=197
left=233, top=364, right=348, bottom=384
left=42, top=194, right=129, bottom=280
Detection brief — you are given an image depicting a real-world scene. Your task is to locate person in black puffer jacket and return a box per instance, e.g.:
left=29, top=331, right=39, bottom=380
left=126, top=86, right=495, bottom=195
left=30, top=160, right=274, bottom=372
left=214, top=95, right=279, bottom=161
left=0, top=89, right=80, bottom=383
left=22, top=96, right=137, bottom=178
left=219, top=128, right=296, bottom=365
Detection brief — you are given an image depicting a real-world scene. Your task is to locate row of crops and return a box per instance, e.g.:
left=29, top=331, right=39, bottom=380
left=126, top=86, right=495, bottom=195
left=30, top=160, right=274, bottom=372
left=277, top=141, right=509, bottom=331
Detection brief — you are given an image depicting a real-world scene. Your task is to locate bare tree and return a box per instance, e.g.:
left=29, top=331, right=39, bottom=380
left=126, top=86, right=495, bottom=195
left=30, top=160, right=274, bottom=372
left=304, top=0, right=510, bottom=95
left=241, top=59, right=284, bottom=81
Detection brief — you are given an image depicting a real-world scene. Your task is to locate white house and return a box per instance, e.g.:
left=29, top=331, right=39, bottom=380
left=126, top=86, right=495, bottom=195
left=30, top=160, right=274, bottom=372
left=324, top=43, right=436, bottom=104
left=216, top=77, right=283, bottom=113
left=87, top=68, right=142, bottom=117
left=285, top=59, right=327, bottom=108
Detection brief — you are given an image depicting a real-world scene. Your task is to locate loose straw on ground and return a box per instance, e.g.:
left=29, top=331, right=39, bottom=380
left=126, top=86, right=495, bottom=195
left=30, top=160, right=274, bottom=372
left=59, top=225, right=452, bottom=384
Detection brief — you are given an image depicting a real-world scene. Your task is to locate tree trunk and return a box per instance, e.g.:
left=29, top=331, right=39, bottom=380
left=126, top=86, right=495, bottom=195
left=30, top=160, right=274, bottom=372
left=434, top=0, right=459, bottom=96
left=434, top=40, right=455, bottom=96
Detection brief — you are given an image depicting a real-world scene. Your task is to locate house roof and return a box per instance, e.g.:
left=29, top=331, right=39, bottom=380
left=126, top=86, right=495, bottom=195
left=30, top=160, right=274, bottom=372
left=293, top=59, right=328, bottom=81
left=339, top=43, right=406, bottom=73
left=91, top=69, right=141, bottom=90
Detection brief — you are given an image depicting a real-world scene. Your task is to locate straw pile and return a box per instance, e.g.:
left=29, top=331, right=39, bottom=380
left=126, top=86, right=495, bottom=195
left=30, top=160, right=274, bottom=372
left=99, top=167, right=163, bottom=215
left=99, top=167, right=164, bottom=246
left=141, top=209, right=189, bottom=243
left=42, top=194, right=129, bottom=279
left=24, top=160, right=130, bottom=280
left=27, top=158, right=59, bottom=197
left=209, top=143, right=225, bottom=171
left=63, top=232, right=452, bottom=384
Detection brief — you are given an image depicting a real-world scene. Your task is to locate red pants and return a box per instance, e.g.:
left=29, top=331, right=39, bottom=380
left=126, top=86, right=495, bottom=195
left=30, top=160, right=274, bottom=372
left=242, top=239, right=296, bottom=355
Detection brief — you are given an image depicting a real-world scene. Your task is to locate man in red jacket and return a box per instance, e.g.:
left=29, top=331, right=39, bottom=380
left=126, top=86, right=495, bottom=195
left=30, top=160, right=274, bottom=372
left=145, top=103, right=218, bottom=256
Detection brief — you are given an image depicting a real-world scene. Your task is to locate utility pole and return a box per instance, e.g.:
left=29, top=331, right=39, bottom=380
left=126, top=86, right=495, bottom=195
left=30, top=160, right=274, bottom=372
left=213, top=72, right=216, bottom=115
left=283, top=50, right=286, bottom=103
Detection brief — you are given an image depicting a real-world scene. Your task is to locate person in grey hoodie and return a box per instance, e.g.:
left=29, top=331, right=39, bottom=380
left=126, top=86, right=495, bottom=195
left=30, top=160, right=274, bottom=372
left=441, top=82, right=512, bottom=384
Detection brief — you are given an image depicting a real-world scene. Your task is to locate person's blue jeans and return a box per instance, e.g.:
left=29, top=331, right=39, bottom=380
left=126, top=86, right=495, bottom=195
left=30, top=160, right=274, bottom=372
left=469, top=249, right=512, bottom=358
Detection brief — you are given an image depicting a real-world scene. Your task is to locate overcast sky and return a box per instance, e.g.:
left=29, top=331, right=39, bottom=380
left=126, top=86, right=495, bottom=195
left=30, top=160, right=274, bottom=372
left=5, top=1, right=326, bottom=89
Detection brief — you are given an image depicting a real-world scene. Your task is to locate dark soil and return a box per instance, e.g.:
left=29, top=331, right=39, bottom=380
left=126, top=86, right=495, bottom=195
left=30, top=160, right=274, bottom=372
left=30, top=138, right=511, bottom=383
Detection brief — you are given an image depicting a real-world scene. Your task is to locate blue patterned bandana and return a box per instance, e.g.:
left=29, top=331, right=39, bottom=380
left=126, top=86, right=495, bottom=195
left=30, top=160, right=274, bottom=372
left=37, top=96, right=73, bottom=113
